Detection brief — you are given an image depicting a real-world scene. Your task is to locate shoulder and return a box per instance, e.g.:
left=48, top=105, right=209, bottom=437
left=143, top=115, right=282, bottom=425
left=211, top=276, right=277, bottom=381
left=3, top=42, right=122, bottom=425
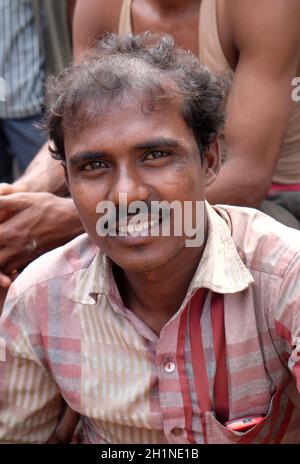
left=225, top=0, right=300, bottom=32
left=224, top=0, right=300, bottom=56
left=215, top=204, right=300, bottom=278
left=10, top=233, right=99, bottom=298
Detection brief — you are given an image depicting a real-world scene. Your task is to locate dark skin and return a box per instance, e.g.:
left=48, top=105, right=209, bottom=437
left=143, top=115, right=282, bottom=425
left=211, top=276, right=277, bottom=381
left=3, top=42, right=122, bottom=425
left=64, top=95, right=219, bottom=334
left=113, top=256, right=202, bottom=334
left=73, top=0, right=300, bottom=205
left=0, top=0, right=299, bottom=288
left=13, top=93, right=218, bottom=444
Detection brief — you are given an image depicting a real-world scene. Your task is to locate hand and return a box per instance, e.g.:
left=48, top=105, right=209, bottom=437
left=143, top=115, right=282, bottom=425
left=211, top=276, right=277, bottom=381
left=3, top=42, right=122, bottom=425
left=0, top=182, right=27, bottom=195
left=0, top=184, right=28, bottom=288
left=0, top=192, right=84, bottom=276
left=0, top=286, right=8, bottom=316
left=0, top=272, right=12, bottom=290
left=0, top=182, right=27, bottom=223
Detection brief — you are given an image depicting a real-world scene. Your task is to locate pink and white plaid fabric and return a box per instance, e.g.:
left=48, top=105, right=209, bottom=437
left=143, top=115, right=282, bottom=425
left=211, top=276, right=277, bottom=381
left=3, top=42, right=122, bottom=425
left=0, top=203, right=299, bottom=443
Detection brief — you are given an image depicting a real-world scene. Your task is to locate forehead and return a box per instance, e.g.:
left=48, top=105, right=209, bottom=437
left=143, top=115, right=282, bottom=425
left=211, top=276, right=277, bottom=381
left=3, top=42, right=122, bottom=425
left=63, top=94, right=195, bottom=156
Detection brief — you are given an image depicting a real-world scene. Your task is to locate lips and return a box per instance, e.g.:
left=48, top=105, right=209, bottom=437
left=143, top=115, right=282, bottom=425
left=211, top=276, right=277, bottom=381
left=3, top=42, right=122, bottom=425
left=101, top=207, right=171, bottom=239
left=117, top=218, right=160, bottom=236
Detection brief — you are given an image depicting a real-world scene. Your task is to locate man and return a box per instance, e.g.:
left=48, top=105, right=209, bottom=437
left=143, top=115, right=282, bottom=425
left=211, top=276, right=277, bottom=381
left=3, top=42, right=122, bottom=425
left=0, top=34, right=299, bottom=444
left=0, top=0, right=300, bottom=291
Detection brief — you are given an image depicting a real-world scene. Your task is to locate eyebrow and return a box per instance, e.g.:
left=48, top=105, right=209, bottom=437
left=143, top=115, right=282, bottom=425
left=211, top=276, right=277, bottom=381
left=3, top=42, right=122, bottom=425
left=68, top=138, right=180, bottom=166
left=68, top=151, right=108, bottom=166
left=133, top=138, right=180, bottom=150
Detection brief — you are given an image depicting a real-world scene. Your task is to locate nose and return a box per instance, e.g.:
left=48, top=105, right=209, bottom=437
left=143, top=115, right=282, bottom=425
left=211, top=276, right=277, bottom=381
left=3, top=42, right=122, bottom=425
left=107, top=166, right=151, bottom=207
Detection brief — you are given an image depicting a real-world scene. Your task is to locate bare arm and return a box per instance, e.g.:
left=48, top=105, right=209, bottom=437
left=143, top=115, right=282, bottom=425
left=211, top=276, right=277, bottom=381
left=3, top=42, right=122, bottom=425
left=10, top=0, right=121, bottom=193
left=13, top=142, right=68, bottom=195
left=207, top=0, right=300, bottom=207
left=11, top=0, right=78, bottom=195
left=72, top=0, right=122, bottom=61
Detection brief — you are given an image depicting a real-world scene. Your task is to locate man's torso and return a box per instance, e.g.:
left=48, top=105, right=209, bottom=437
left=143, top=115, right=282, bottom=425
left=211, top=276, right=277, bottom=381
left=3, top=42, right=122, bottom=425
left=1, top=205, right=300, bottom=443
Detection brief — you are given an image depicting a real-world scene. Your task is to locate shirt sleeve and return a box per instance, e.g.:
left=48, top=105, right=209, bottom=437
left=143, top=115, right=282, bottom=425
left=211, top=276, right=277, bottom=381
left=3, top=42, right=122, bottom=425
left=271, top=251, right=300, bottom=394
left=0, top=285, right=64, bottom=443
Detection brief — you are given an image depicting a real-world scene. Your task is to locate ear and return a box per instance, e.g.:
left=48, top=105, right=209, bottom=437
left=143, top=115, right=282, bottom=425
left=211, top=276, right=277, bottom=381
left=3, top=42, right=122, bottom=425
left=62, top=161, right=71, bottom=193
left=203, top=139, right=220, bottom=187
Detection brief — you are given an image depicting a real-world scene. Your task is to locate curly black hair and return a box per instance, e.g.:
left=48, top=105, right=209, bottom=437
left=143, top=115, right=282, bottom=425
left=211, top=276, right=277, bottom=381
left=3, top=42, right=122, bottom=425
left=44, top=32, right=228, bottom=162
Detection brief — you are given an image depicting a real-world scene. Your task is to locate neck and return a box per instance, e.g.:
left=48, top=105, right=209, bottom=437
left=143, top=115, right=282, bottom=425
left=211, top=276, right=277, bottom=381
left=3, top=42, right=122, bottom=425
left=114, top=243, right=205, bottom=334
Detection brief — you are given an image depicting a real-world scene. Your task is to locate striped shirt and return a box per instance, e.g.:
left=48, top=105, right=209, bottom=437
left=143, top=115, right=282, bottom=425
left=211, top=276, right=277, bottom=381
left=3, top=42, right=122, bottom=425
left=0, top=0, right=45, bottom=118
left=0, top=203, right=300, bottom=444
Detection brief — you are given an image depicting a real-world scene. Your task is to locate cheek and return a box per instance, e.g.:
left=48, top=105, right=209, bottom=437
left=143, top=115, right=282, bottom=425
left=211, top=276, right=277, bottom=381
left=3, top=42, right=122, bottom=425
left=69, top=189, right=101, bottom=231
left=156, top=166, right=204, bottom=200
left=179, top=160, right=205, bottom=196
left=69, top=178, right=106, bottom=210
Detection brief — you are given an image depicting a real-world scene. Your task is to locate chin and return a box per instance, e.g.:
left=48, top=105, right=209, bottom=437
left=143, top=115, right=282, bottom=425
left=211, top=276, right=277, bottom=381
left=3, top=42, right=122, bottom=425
left=109, top=252, right=161, bottom=273
left=109, top=244, right=183, bottom=274
left=94, top=233, right=187, bottom=273
left=119, top=261, right=159, bottom=273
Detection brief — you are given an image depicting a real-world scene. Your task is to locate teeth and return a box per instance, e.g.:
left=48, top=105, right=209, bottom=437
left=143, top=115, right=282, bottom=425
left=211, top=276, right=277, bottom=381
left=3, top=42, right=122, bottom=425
left=118, top=219, right=159, bottom=235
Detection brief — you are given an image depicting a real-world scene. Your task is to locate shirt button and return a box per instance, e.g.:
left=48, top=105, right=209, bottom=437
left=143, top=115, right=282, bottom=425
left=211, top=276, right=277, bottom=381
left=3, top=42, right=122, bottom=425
left=171, top=427, right=183, bottom=437
left=164, top=361, right=176, bottom=373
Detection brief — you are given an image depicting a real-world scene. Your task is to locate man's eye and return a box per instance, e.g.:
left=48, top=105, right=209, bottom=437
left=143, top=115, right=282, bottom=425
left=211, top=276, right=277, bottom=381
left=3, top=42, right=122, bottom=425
left=144, top=151, right=169, bottom=161
left=82, top=161, right=108, bottom=171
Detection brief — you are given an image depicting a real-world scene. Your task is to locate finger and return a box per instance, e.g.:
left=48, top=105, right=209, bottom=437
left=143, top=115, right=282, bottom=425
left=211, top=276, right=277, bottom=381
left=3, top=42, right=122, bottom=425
left=0, top=193, right=29, bottom=213
left=0, top=286, right=8, bottom=316
left=0, top=213, right=30, bottom=246
left=0, top=182, right=27, bottom=195
left=0, top=183, right=16, bottom=195
left=0, top=246, right=20, bottom=266
left=9, top=269, right=20, bottom=282
left=0, top=211, right=9, bottom=223
left=0, top=271, right=12, bottom=289
left=2, top=240, right=52, bottom=274
left=3, top=254, right=37, bottom=274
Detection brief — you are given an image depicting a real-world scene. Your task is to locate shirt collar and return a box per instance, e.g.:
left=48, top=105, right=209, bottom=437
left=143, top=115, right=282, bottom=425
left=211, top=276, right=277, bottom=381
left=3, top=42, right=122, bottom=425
left=188, top=202, right=254, bottom=294
left=71, top=201, right=254, bottom=305
left=71, top=250, right=111, bottom=304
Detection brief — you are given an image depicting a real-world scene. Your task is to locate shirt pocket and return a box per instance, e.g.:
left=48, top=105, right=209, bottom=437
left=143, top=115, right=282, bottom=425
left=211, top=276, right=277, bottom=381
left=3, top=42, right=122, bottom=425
left=204, top=389, right=285, bottom=444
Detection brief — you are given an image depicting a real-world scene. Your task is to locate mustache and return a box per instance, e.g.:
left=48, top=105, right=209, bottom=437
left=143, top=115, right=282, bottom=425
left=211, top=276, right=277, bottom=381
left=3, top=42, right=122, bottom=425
left=100, top=202, right=172, bottom=230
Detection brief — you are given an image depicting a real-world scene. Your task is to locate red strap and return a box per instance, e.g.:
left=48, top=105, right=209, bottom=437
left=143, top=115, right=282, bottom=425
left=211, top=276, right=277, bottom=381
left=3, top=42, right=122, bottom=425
left=211, top=292, right=229, bottom=423
left=189, top=290, right=228, bottom=423
left=269, top=182, right=300, bottom=193
left=189, top=289, right=212, bottom=413
left=188, top=290, right=294, bottom=442
left=176, top=304, right=195, bottom=443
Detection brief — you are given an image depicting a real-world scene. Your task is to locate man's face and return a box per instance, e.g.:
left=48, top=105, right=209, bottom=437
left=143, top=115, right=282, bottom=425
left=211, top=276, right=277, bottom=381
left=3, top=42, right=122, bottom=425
left=64, top=95, right=218, bottom=273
